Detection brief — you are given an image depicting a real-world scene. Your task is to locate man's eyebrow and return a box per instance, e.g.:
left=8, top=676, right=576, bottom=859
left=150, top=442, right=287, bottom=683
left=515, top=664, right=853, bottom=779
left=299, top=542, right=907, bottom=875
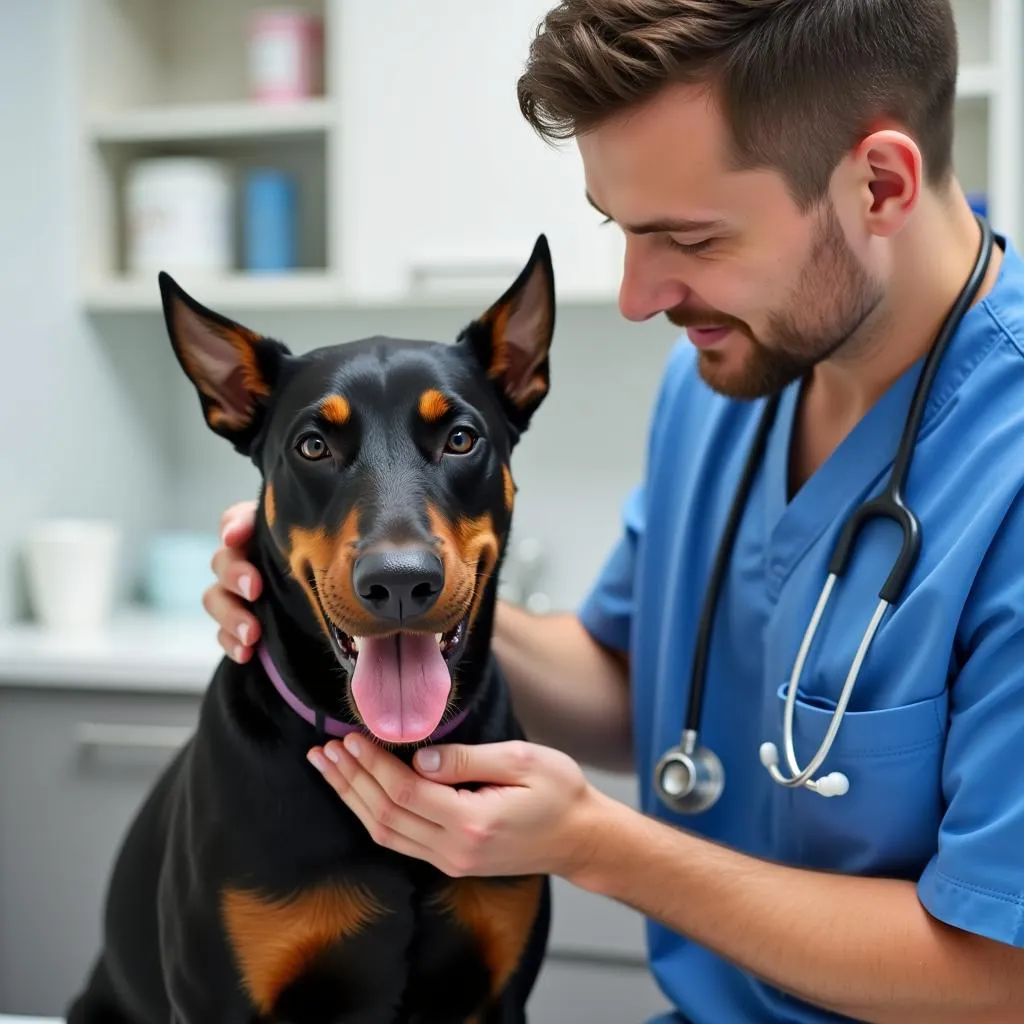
left=585, top=192, right=726, bottom=235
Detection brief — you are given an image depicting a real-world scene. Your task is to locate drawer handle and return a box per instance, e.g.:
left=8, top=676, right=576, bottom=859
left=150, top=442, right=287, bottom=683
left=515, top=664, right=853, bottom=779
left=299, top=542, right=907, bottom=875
left=74, top=721, right=193, bottom=751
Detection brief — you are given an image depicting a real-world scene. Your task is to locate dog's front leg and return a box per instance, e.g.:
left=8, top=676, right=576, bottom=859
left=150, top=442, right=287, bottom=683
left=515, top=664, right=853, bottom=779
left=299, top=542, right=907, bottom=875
left=157, top=852, right=257, bottom=1024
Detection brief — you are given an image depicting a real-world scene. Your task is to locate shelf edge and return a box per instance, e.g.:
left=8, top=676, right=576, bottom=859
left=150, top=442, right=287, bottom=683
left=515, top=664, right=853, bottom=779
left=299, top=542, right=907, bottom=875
left=88, top=97, right=335, bottom=144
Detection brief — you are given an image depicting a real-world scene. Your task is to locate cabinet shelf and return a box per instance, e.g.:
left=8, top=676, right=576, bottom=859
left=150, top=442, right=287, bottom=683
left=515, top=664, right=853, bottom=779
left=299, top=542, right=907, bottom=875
left=82, top=271, right=619, bottom=314
left=83, top=270, right=345, bottom=312
left=88, top=97, right=334, bottom=145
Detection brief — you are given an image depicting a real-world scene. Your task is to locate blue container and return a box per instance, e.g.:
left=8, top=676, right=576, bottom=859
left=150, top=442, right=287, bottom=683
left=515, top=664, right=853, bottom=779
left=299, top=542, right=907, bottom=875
left=142, top=531, right=221, bottom=616
left=243, top=168, right=297, bottom=271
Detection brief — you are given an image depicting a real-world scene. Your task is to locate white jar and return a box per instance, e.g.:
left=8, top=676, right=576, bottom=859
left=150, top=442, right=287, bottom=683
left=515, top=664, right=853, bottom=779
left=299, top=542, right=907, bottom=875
left=24, top=519, right=121, bottom=633
left=125, top=157, right=233, bottom=275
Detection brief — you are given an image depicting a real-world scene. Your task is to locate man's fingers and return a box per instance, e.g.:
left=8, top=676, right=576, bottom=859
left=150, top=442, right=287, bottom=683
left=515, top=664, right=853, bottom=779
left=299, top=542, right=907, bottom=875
left=220, top=499, right=259, bottom=546
left=216, top=628, right=254, bottom=663
left=311, top=744, right=448, bottom=851
left=327, top=737, right=466, bottom=829
left=215, top=500, right=263, bottom=602
left=210, top=545, right=262, bottom=604
left=413, top=740, right=536, bottom=786
left=203, top=582, right=262, bottom=651
left=307, top=749, right=441, bottom=866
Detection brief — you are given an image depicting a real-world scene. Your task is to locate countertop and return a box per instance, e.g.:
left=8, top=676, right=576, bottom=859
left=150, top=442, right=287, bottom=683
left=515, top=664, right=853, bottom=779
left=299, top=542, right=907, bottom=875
left=0, top=608, right=220, bottom=692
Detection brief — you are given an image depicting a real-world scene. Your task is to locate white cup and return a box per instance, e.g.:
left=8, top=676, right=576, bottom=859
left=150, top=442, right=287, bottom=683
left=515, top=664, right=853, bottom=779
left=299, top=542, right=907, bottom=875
left=24, top=519, right=122, bottom=633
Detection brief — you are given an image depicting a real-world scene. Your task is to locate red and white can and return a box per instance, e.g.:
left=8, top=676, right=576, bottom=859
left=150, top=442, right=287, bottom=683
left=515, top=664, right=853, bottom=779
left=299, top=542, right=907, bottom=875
left=249, top=10, right=324, bottom=103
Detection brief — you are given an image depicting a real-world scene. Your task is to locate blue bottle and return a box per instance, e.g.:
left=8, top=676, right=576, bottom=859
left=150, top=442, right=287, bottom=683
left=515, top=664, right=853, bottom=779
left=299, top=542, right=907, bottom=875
left=243, top=169, right=297, bottom=272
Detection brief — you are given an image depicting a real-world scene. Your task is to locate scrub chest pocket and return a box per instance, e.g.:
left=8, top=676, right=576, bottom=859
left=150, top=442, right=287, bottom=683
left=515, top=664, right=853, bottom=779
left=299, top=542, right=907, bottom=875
left=767, top=682, right=947, bottom=876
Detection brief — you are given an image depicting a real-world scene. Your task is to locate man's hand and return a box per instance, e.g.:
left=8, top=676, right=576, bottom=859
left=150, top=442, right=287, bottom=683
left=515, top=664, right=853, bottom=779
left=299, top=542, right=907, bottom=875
left=307, top=735, right=606, bottom=879
left=204, top=499, right=262, bottom=662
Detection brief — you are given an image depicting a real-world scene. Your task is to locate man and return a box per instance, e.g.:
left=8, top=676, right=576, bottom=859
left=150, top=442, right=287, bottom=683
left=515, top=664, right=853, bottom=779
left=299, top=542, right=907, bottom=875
left=202, top=2, right=1024, bottom=1021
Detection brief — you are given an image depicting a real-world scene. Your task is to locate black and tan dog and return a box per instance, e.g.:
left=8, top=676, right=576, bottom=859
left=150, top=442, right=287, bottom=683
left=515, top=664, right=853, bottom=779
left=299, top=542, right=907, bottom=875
left=66, top=236, right=556, bottom=1024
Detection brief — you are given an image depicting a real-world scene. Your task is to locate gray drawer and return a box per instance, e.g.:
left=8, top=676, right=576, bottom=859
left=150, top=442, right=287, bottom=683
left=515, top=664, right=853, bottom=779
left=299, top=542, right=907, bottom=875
left=527, top=951, right=673, bottom=1023
left=549, top=768, right=652, bottom=960
left=0, top=685, right=201, bottom=1017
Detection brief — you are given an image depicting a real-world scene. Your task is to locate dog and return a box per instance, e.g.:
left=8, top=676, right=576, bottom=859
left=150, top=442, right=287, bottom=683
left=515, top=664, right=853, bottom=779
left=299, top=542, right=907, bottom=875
left=66, top=235, right=556, bottom=1024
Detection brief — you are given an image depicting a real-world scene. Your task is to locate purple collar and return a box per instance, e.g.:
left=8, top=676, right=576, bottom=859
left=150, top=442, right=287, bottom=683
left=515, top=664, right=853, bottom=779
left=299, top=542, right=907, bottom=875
left=258, top=642, right=471, bottom=741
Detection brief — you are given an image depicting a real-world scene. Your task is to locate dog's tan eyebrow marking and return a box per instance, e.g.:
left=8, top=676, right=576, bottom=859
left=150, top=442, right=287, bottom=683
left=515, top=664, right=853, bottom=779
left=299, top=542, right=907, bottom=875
left=502, top=465, right=515, bottom=512
left=319, top=394, right=350, bottom=425
left=264, top=482, right=276, bottom=528
left=418, top=389, right=451, bottom=423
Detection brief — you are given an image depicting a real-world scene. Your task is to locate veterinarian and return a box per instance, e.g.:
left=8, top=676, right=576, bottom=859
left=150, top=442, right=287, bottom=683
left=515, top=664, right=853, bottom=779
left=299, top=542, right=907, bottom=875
left=201, top=1, right=1024, bottom=1020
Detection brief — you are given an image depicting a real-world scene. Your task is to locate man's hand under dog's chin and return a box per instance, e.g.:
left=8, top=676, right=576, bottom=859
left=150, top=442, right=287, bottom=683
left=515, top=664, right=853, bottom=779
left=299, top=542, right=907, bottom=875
left=307, top=736, right=613, bottom=882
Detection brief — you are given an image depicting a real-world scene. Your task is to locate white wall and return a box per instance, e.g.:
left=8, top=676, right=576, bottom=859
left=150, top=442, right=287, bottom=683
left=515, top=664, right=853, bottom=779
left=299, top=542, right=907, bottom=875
left=0, top=1, right=175, bottom=623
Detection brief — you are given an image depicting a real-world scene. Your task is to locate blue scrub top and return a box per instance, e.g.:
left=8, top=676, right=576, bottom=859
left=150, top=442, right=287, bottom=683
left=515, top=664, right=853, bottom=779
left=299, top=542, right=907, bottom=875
left=579, top=231, right=1024, bottom=1024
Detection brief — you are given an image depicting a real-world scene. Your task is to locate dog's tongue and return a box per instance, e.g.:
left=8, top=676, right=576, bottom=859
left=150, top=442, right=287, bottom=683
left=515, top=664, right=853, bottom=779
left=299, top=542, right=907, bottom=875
left=350, top=633, right=452, bottom=744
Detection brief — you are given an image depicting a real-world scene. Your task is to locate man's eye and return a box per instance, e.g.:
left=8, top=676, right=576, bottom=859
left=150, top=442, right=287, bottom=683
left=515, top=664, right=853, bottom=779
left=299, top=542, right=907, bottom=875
left=297, top=433, right=331, bottom=460
left=667, top=236, right=713, bottom=255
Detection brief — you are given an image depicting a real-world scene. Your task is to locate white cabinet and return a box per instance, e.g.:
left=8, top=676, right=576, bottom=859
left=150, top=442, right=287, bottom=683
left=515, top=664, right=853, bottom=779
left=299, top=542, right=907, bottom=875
left=73, top=0, right=622, bottom=313
left=73, top=0, right=1022, bottom=314
left=951, top=0, right=1023, bottom=241
left=74, top=0, right=339, bottom=312
left=333, top=1, right=623, bottom=305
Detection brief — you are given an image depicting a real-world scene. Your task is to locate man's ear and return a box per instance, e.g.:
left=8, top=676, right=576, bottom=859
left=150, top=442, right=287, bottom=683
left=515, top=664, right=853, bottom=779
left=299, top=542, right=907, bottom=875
left=458, top=234, right=555, bottom=438
left=158, top=272, right=291, bottom=455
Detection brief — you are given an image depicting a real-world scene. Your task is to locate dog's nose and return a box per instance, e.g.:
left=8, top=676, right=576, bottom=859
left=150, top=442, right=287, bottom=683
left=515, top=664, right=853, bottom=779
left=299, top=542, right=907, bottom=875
left=353, top=548, right=444, bottom=621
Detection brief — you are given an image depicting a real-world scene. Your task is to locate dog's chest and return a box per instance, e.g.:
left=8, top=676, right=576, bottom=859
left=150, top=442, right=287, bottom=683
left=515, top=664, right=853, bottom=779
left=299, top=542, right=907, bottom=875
left=218, top=864, right=545, bottom=1021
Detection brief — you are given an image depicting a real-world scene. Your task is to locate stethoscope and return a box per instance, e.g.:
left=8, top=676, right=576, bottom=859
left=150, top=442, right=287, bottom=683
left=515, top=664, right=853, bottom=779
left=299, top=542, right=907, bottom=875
left=654, top=213, right=995, bottom=815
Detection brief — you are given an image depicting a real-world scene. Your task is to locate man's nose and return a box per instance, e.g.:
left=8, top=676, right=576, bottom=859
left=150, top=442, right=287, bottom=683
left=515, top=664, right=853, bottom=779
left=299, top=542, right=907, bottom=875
left=617, top=239, right=689, bottom=322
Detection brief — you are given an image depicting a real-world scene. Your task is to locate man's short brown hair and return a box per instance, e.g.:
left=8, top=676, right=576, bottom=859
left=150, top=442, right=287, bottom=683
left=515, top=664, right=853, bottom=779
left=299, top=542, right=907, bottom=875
left=517, top=0, right=959, bottom=210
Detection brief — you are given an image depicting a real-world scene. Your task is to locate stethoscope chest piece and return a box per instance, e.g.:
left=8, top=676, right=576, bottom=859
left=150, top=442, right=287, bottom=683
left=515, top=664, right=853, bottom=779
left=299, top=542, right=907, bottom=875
left=653, top=729, right=724, bottom=814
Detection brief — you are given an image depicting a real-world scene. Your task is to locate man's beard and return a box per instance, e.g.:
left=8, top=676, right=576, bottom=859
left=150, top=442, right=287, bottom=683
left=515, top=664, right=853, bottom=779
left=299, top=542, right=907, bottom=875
left=667, top=203, right=884, bottom=400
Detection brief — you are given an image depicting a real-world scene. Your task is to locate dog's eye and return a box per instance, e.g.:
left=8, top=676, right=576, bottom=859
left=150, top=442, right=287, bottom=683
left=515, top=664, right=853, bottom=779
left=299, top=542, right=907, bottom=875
left=297, top=433, right=331, bottom=460
left=444, top=427, right=477, bottom=455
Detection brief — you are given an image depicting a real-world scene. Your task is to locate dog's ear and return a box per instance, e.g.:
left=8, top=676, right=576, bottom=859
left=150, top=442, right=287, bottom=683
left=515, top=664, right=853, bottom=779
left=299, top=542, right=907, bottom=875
left=458, top=234, right=555, bottom=438
left=158, top=272, right=291, bottom=455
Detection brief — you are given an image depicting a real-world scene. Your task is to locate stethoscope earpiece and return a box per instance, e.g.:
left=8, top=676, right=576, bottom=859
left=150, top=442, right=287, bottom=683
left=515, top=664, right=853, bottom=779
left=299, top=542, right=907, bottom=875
left=759, top=741, right=849, bottom=797
left=758, top=741, right=779, bottom=770
left=812, top=772, right=850, bottom=798
left=653, top=214, right=994, bottom=816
